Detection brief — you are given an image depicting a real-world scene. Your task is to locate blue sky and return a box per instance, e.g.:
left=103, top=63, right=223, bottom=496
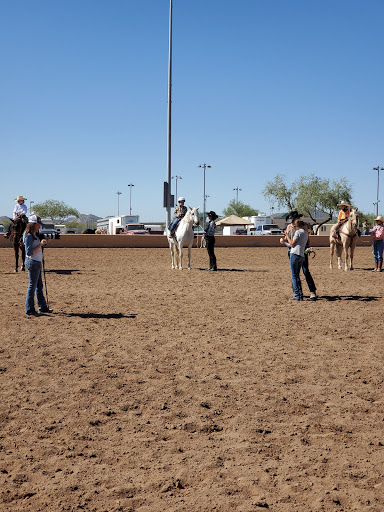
left=1, top=0, right=383, bottom=222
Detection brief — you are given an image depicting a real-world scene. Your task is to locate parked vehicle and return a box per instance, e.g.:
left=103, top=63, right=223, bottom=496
left=123, top=223, right=149, bottom=235
left=41, top=221, right=60, bottom=239
left=252, top=224, right=282, bottom=235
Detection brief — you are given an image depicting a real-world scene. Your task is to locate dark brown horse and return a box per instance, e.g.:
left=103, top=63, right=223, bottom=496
left=5, top=215, right=28, bottom=272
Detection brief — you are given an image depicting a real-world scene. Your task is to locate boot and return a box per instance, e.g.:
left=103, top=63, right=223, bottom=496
left=379, top=262, right=383, bottom=272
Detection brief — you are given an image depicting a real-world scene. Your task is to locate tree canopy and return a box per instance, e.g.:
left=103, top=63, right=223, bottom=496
left=32, top=200, right=80, bottom=223
left=263, top=174, right=353, bottom=232
left=222, top=199, right=259, bottom=218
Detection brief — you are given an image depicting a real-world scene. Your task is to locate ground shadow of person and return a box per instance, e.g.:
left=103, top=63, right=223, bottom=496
left=198, top=268, right=267, bottom=273
left=319, top=295, right=380, bottom=302
left=57, top=312, right=137, bottom=319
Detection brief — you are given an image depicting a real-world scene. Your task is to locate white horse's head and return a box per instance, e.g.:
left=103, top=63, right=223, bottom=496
left=187, top=206, right=200, bottom=227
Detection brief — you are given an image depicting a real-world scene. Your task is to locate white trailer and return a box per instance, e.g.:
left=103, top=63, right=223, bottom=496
left=107, top=215, right=140, bottom=234
left=243, top=215, right=276, bottom=234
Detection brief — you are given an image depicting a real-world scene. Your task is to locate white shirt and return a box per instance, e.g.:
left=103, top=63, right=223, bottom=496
left=13, top=202, right=28, bottom=218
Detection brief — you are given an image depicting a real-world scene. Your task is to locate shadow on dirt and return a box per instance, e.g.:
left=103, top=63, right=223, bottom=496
left=57, top=312, right=137, bottom=319
left=45, top=269, right=94, bottom=275
left=319, top=295, right=380, bottom=302
left=197, top=268, right=267, bottom=273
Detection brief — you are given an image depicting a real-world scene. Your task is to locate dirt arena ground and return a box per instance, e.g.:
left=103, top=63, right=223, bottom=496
left=1, top=246, right=383, bottom=512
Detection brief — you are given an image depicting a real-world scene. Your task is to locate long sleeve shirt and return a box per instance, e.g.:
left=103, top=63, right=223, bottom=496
left=370, top=224, right=384, bottom=240
left=13, top=202, right=28, bottom=219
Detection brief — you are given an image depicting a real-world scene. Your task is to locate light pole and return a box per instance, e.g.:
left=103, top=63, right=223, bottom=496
left=116, top=191, right=122, bottom=216
left=198, top=164, right=211, bottom=230
left=127, top=183, right=134, bottom=215
left=233, top=187, right=242, bottom=204
left=171, top=175, right=182, bottom=200
left=29, top=200, right=34, bottom=212
left=373, top=166, right=384, bottom=216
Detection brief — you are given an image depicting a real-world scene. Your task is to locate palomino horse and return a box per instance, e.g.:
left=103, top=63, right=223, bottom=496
left=5, top=215, right=28, bottom=272
left=168, top=207, right=200, bottom=270
left=330, top=208, right=359, bottom=271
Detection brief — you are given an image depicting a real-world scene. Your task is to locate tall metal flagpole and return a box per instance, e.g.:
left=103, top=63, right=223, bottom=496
left=166, top=0, right=173, bottom=228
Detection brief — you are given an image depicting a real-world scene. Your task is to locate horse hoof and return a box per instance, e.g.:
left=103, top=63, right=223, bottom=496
left=14, top=269, right=18, bottom=273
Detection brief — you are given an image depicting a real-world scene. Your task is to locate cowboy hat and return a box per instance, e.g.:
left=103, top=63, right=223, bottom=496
left=178, top=197, right=185, bottom=202
left=14, top=195, right=27, bottom=201
left=337, top=201, right=351, bottom=208
left=208, top=211, right=218, bottom=220
left=285, top=210, right=304, bottom=222
left=374, top=216, right=384, bottom=223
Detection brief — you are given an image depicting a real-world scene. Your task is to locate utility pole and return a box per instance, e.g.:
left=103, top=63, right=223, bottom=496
left=373, top=166, right=384, bottom=216
left=198, top=164, right=211, bottom=230
left=164, top=0, right=173, bottom=228
left=116, top=191, right=122, bottom=216
left=127, top=183, right=134, bottom=215
left=233, top=187, right=242, bottom=204
left=172, top=175, right=182, bottom=201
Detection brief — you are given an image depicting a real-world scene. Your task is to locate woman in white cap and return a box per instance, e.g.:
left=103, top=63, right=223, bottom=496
left=13, top=195, right=28, bottom=219
left=23, top=215, right=51, bottom=316
left=169, top=197, right=187, bottom=238
left=370, top=216, right=384, bottom=272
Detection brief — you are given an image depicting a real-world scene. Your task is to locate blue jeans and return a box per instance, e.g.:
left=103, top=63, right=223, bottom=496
left=169, top=218, right=180, bottom=235
left=290, top=253, right=304, bottom=299
left=25, top=259, right=48, bottom=314
left=373, top=240, right=384, bottom=263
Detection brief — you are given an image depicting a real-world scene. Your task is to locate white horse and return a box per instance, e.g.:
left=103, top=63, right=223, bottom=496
left=330, top=208, right=359, bottom=271
left=168, top=207, right=200, bottom=270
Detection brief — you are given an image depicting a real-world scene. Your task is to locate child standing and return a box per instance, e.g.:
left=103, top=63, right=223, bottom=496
left=370, top=216, right=384, bottom=272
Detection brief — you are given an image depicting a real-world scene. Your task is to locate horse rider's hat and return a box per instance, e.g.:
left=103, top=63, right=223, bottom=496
left=178, top=197, right=185, bottom=202
left=337, top=201, right=351, bottom=208
left=29, top=214, right=42, bottom=224
left=208, top=211, right=218, bottom=220
left=374, top=216, right=384, bottom=223
left=14, top=195, right=27, bottom=202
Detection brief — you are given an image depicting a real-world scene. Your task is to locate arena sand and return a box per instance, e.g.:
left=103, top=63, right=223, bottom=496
left=1, top=246, right=383, bottom=512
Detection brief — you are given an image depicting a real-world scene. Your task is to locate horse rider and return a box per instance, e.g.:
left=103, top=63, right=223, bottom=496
left=332, top=201, right=351, bottom=240
left=5, top=195, right=28, bottom=238
left=168, top=197, right=187, bottom=239
left=13, top=195, right=28, bottom=220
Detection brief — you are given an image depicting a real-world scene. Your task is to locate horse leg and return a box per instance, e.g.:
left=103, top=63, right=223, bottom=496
left=178, top=244, right=183, bottom=270
left=14, top=243, right=19, bottom=272
left=170, top=244, right=176, bottom=269
left=330, top=241, right=334, bottom=269
left=344, top=243, right=350, bottom=271
left=187, top=244, right=192, bottom=270
left=21, top=245, right=26, bottom=271
left=336, top=244, right=343, bottom=270
left=350, top=242, right=356, bottom=270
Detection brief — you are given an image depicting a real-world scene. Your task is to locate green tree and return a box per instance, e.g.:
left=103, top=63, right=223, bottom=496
left=33, top=200, right=80, bottom=223
left=223, top=199, right=258, bottom=217
left=263, top=174, right=353, bottom=233
left=262, top=174, right=297, bottom=211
